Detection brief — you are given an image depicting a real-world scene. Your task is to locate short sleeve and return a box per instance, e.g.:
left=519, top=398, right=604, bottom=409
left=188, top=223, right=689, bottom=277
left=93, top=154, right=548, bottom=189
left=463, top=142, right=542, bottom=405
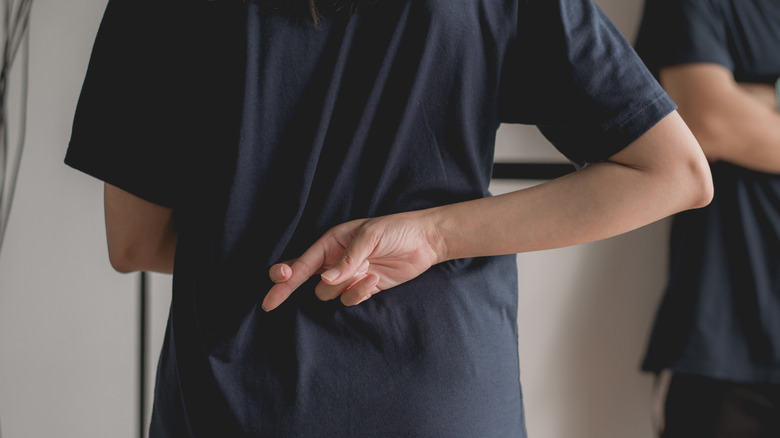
left=499, top=0, right=676, bottom=168
left=635, top=0, right=734, bottom=76
left=66, top=0, right=184, bottom=208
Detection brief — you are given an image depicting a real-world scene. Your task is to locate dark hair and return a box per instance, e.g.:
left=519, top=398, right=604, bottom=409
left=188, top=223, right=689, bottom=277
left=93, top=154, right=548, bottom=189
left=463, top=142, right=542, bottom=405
left=260, top=0, right=375, bottom=24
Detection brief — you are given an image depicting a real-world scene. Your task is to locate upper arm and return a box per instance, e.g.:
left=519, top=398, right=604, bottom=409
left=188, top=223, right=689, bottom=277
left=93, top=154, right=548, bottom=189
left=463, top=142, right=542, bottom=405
left=607, top=110, right=713, bottom=208
left=66, top=3, right=187, bottom=274
left=501, top=0, right=676, bottom=169
left=104, top=183, right=177, bottom=273
left=608, top=110, right=705, bottom=172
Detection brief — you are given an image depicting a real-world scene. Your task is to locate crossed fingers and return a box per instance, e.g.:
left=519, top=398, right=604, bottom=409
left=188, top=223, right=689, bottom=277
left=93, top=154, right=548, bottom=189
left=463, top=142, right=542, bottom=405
left=262, top=235, right=380, bottom=311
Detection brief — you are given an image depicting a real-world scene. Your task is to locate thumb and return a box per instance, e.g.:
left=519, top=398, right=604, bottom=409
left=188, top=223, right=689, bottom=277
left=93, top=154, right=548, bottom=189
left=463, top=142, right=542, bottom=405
left=320, top=227, right=377, bottom=285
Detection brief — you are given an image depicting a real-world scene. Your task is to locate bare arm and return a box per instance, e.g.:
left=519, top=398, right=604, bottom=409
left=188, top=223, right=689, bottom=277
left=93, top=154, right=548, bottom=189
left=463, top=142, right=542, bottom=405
left=432, top=112, right=711, bottom=259
left=263, top=111, right=713, bottom=310
left=104, top=183, right=177, bottom=274
left=659, top=63, right=780, bottom=173
left=739, top=82, right=777, bottom=110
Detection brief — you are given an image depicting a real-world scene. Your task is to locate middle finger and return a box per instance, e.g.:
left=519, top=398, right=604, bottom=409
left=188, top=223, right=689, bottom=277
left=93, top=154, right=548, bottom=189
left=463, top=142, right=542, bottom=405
left=315, top=259, right=370, bottom=301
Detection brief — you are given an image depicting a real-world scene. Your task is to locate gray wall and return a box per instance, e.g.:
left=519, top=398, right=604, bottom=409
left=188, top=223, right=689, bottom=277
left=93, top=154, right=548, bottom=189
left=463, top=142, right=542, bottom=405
left=0, top=1, right=136, bottom=437
left=0, top=1, right=666, bottom=437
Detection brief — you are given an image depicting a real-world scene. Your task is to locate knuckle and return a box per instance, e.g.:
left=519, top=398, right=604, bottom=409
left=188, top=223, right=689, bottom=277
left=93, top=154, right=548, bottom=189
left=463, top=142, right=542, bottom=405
left=359, top=221, right=383, bottom=239
left=294, top=259, right=316, bottom=277
left=339, top=251, right=357, bottom=267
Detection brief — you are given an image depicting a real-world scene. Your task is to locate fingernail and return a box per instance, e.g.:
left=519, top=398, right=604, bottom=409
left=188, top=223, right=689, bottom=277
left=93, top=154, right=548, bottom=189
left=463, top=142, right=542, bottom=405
left=280, top=265, right=290, bottom=277
left=321, top=269, right=340, bottom=282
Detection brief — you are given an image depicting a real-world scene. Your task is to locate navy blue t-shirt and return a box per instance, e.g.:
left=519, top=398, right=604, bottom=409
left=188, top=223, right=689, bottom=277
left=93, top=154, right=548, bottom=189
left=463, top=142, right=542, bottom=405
left=67, top=0, right=674, bottom=436
left=637, top=0, right=780, bottom=383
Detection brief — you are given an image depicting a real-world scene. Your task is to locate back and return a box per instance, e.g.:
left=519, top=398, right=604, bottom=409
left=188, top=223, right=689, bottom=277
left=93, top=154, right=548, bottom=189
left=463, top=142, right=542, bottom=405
left=66, top=0, right=674, bottom=435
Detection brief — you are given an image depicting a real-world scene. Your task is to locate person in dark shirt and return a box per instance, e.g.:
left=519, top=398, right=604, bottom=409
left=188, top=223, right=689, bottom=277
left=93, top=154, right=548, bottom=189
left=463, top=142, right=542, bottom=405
left=637, top=0, right=780, bottom=436
left=67, top=0, right=712, bottom=436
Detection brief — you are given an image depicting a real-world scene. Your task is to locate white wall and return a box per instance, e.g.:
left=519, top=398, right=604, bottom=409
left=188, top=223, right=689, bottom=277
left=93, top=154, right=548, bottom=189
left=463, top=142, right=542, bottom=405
left=0, top=1, right=665, bottom=437
left=491, top=183, right=668, bottom=438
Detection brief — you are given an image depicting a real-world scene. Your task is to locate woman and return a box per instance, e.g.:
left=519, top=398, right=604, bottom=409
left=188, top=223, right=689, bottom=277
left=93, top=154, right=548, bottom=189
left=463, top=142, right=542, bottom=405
left=67, top=0, right=712, bottom=436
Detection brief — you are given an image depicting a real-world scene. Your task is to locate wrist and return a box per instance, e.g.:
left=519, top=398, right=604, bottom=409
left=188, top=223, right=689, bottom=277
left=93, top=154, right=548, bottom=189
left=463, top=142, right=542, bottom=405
left=420, top=206, right=452, bottom=264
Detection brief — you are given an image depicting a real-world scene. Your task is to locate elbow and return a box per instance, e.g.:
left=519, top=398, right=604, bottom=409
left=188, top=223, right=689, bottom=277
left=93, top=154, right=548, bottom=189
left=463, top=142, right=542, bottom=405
left=107, top=244, right=141, bottom=274
left=107, top=235, right=158, bottom=274
left=106, top=233, right=176, bottom=274
left=677, top=142, right=714, bottom=210
left=664, top=112, right=715, bottom=209
left=687, top=157, right=714, bottom=209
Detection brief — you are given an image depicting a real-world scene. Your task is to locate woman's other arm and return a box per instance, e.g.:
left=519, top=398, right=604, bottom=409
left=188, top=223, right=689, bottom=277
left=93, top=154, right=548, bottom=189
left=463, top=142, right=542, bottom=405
left=104, top=183, right=177, bottom=274
left=263, top=111, right=713, bottom=310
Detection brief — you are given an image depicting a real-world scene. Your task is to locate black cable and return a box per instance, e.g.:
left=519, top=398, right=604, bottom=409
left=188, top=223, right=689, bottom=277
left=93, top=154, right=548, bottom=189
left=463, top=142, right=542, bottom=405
left=139, top=272, right=148, bottom=438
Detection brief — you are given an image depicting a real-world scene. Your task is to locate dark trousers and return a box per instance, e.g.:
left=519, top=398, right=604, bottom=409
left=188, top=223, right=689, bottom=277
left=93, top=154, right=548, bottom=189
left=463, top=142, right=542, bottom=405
left=663, top=373, right=780, bottom=438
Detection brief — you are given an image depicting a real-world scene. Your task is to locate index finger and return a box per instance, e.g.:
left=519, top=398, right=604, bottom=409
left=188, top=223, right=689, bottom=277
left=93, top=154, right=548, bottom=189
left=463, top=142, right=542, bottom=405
left=262, top=242, right=327, bottom=312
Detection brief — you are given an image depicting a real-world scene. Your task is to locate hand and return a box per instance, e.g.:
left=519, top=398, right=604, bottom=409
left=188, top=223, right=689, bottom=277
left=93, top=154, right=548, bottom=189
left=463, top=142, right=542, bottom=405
left=262, top=210, right=443, bottom=311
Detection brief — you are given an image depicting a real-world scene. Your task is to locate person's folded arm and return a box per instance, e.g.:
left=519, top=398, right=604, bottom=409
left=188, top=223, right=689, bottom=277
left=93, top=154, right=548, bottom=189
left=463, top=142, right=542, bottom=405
left=104, top=183, right=177, bottom=274
left=263, top=111, right=713, bottom=310
left=660, top=63, right=780, bottom=173
left=739, top=82, right=777, bottom=110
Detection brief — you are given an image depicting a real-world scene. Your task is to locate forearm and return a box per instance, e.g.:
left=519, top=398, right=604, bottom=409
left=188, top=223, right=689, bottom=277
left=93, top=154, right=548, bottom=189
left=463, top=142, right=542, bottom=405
left=695, top=87, right=780, bottom=173
left=431, top=149, right=706, bottom=261
left=262, top=112, right=712, bottom=311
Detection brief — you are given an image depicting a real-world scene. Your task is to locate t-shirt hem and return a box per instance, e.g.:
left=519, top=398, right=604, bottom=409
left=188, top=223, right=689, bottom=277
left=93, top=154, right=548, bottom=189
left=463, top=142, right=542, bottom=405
left=653, top=55, right=735, bottom=77
left=65, top=140, right=175, bottom=208
left=642, top=357, right=780, bottom=384
left=581, top=92, right=677, bottom=167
